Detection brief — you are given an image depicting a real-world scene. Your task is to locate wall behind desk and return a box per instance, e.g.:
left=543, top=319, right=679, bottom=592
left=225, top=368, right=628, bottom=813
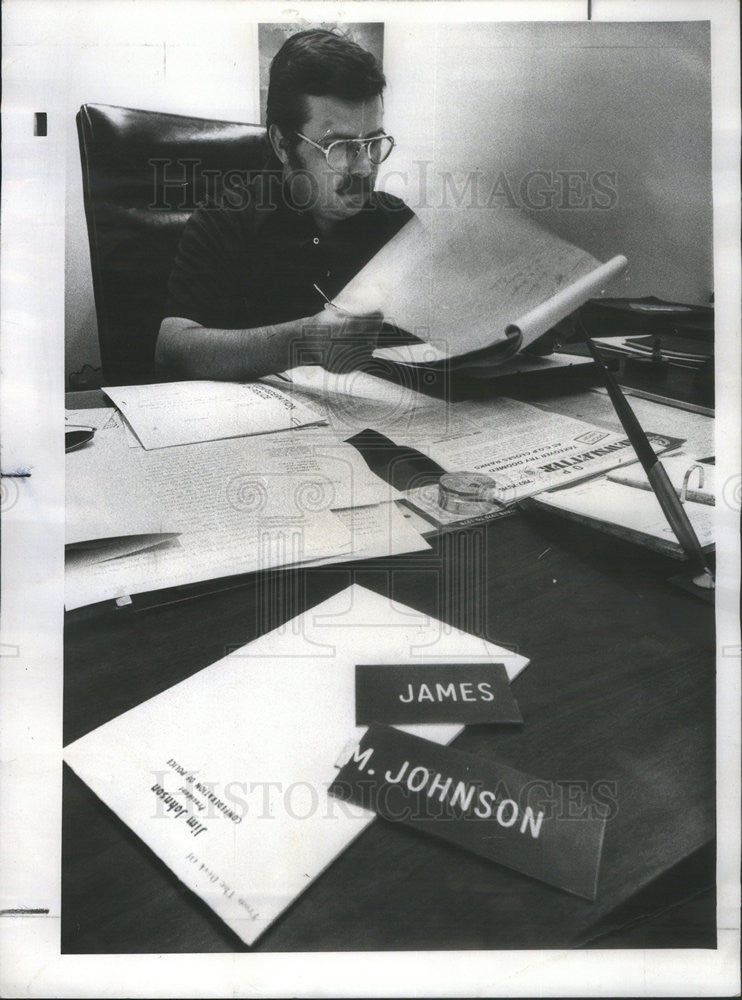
left=56, top=14, right=712, bottom=386
left=378, top=21, right=712, bottom=306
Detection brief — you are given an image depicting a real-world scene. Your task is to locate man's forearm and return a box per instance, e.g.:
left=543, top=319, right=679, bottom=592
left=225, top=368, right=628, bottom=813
left=155, top=316, right=318, bottom=381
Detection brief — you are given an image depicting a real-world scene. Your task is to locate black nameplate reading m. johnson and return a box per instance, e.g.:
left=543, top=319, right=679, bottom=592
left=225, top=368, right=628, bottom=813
left=355, top=663, right=522, bottom=725
left=329, top=723, right=607, bottom=900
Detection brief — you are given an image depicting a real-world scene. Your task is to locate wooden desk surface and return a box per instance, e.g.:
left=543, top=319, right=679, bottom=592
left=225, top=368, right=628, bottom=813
left=63, top=507, right=715, bottom=952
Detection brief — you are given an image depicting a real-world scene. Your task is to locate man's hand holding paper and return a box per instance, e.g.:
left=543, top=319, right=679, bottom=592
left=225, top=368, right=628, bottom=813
left=300, top=304, right=384, bottom=373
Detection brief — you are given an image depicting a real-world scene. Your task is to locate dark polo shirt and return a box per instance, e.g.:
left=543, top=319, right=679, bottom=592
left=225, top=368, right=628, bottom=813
left=164, top=170, right=413, bottom=331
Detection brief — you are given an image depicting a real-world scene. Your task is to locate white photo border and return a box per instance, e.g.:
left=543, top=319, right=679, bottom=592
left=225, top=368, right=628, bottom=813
left=0, top=0, right=739, bottom=996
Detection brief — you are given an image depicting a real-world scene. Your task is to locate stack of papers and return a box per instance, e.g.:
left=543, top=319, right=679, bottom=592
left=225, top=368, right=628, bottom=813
left=66, top=378, right=682, bottom=609
left=524, top=477, right=714, bottom=557
left=65, top=418, right=429, bottom=609
left=591, top=335, right=712, bottom=372
left=66, top=377, right=435, bottom=609
left=331, top=206, right=626, bottom=372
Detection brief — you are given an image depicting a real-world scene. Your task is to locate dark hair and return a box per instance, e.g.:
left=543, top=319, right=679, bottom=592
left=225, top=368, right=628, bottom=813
left=266, top=28, right=386, bottom=137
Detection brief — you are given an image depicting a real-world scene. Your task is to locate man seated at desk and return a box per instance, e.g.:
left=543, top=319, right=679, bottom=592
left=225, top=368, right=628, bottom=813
left=156, top=29, right=412, bottom=381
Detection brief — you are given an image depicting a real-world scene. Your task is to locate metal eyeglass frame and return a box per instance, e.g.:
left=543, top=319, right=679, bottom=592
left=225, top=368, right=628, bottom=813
left=294, top=132, right=396, bottom=170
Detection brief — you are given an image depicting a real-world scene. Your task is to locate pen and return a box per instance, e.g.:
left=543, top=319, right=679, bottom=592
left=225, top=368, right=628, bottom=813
left=580, top=321, right=714, bottom=589
left=314, top=282, right=369, bottom=320
left=313, top=282, right=342, bottom=312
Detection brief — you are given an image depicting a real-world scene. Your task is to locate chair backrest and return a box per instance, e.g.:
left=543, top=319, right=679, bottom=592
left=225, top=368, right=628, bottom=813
left=77, top=104, right=269, bottom=384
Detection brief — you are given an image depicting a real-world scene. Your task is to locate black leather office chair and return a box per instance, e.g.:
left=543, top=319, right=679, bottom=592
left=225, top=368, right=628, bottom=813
left=77, top=104, right=270, bottom=384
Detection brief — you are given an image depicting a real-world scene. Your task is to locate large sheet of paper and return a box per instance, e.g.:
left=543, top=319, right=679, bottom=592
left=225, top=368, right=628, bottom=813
left=272, top=365, right=445, bottom=438
left=303, top=501, right=431, bottom=566
left=66, top=534, right=179, bottom=566
left=103, top=380, right=325, bottom=449
left=64, top=585, right=529, bottom=945
left=65, top=502, right=431, bottom=610
left=66, top=422, right=398, bottom=544
left=331, top=206, right=626, bottom=365
left=66, top=427, right=162, bottom=543
left=546, top=388, right=715, bottom=461
left=390, top=397, right=675, bottom=503
left=64, top=509, right=351, bottom=610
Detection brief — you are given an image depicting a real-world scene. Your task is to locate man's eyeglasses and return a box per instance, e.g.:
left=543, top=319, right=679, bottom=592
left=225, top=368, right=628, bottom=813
left=295, top=132, right=396, bottom=171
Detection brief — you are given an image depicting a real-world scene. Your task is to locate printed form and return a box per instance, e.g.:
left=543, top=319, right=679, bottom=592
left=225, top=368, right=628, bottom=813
left=103, top=380, right=325, bottom=449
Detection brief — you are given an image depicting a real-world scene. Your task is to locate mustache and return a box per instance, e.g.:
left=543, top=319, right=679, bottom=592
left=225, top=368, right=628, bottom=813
left=337, top=175, right=373, bottom=197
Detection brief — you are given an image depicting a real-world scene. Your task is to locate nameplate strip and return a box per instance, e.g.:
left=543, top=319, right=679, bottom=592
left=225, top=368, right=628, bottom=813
left=329, top=723, right=606, bottom=900
left=355, top=663, right=522, bottom=724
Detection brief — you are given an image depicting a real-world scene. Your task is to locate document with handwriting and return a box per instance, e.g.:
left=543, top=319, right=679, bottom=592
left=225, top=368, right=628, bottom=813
left=64, top=585, right=529, bottom=945
left=332, top=206, right=626, bottom=365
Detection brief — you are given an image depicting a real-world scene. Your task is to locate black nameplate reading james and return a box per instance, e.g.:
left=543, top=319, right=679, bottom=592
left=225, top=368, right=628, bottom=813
left=329, top=723, right=607, bottom=900
left=355, top=662, right=522, bottom=725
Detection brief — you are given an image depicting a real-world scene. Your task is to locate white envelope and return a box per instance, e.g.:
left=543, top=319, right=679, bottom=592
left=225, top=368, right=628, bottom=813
left=64, top=585, right=529, bottom=945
